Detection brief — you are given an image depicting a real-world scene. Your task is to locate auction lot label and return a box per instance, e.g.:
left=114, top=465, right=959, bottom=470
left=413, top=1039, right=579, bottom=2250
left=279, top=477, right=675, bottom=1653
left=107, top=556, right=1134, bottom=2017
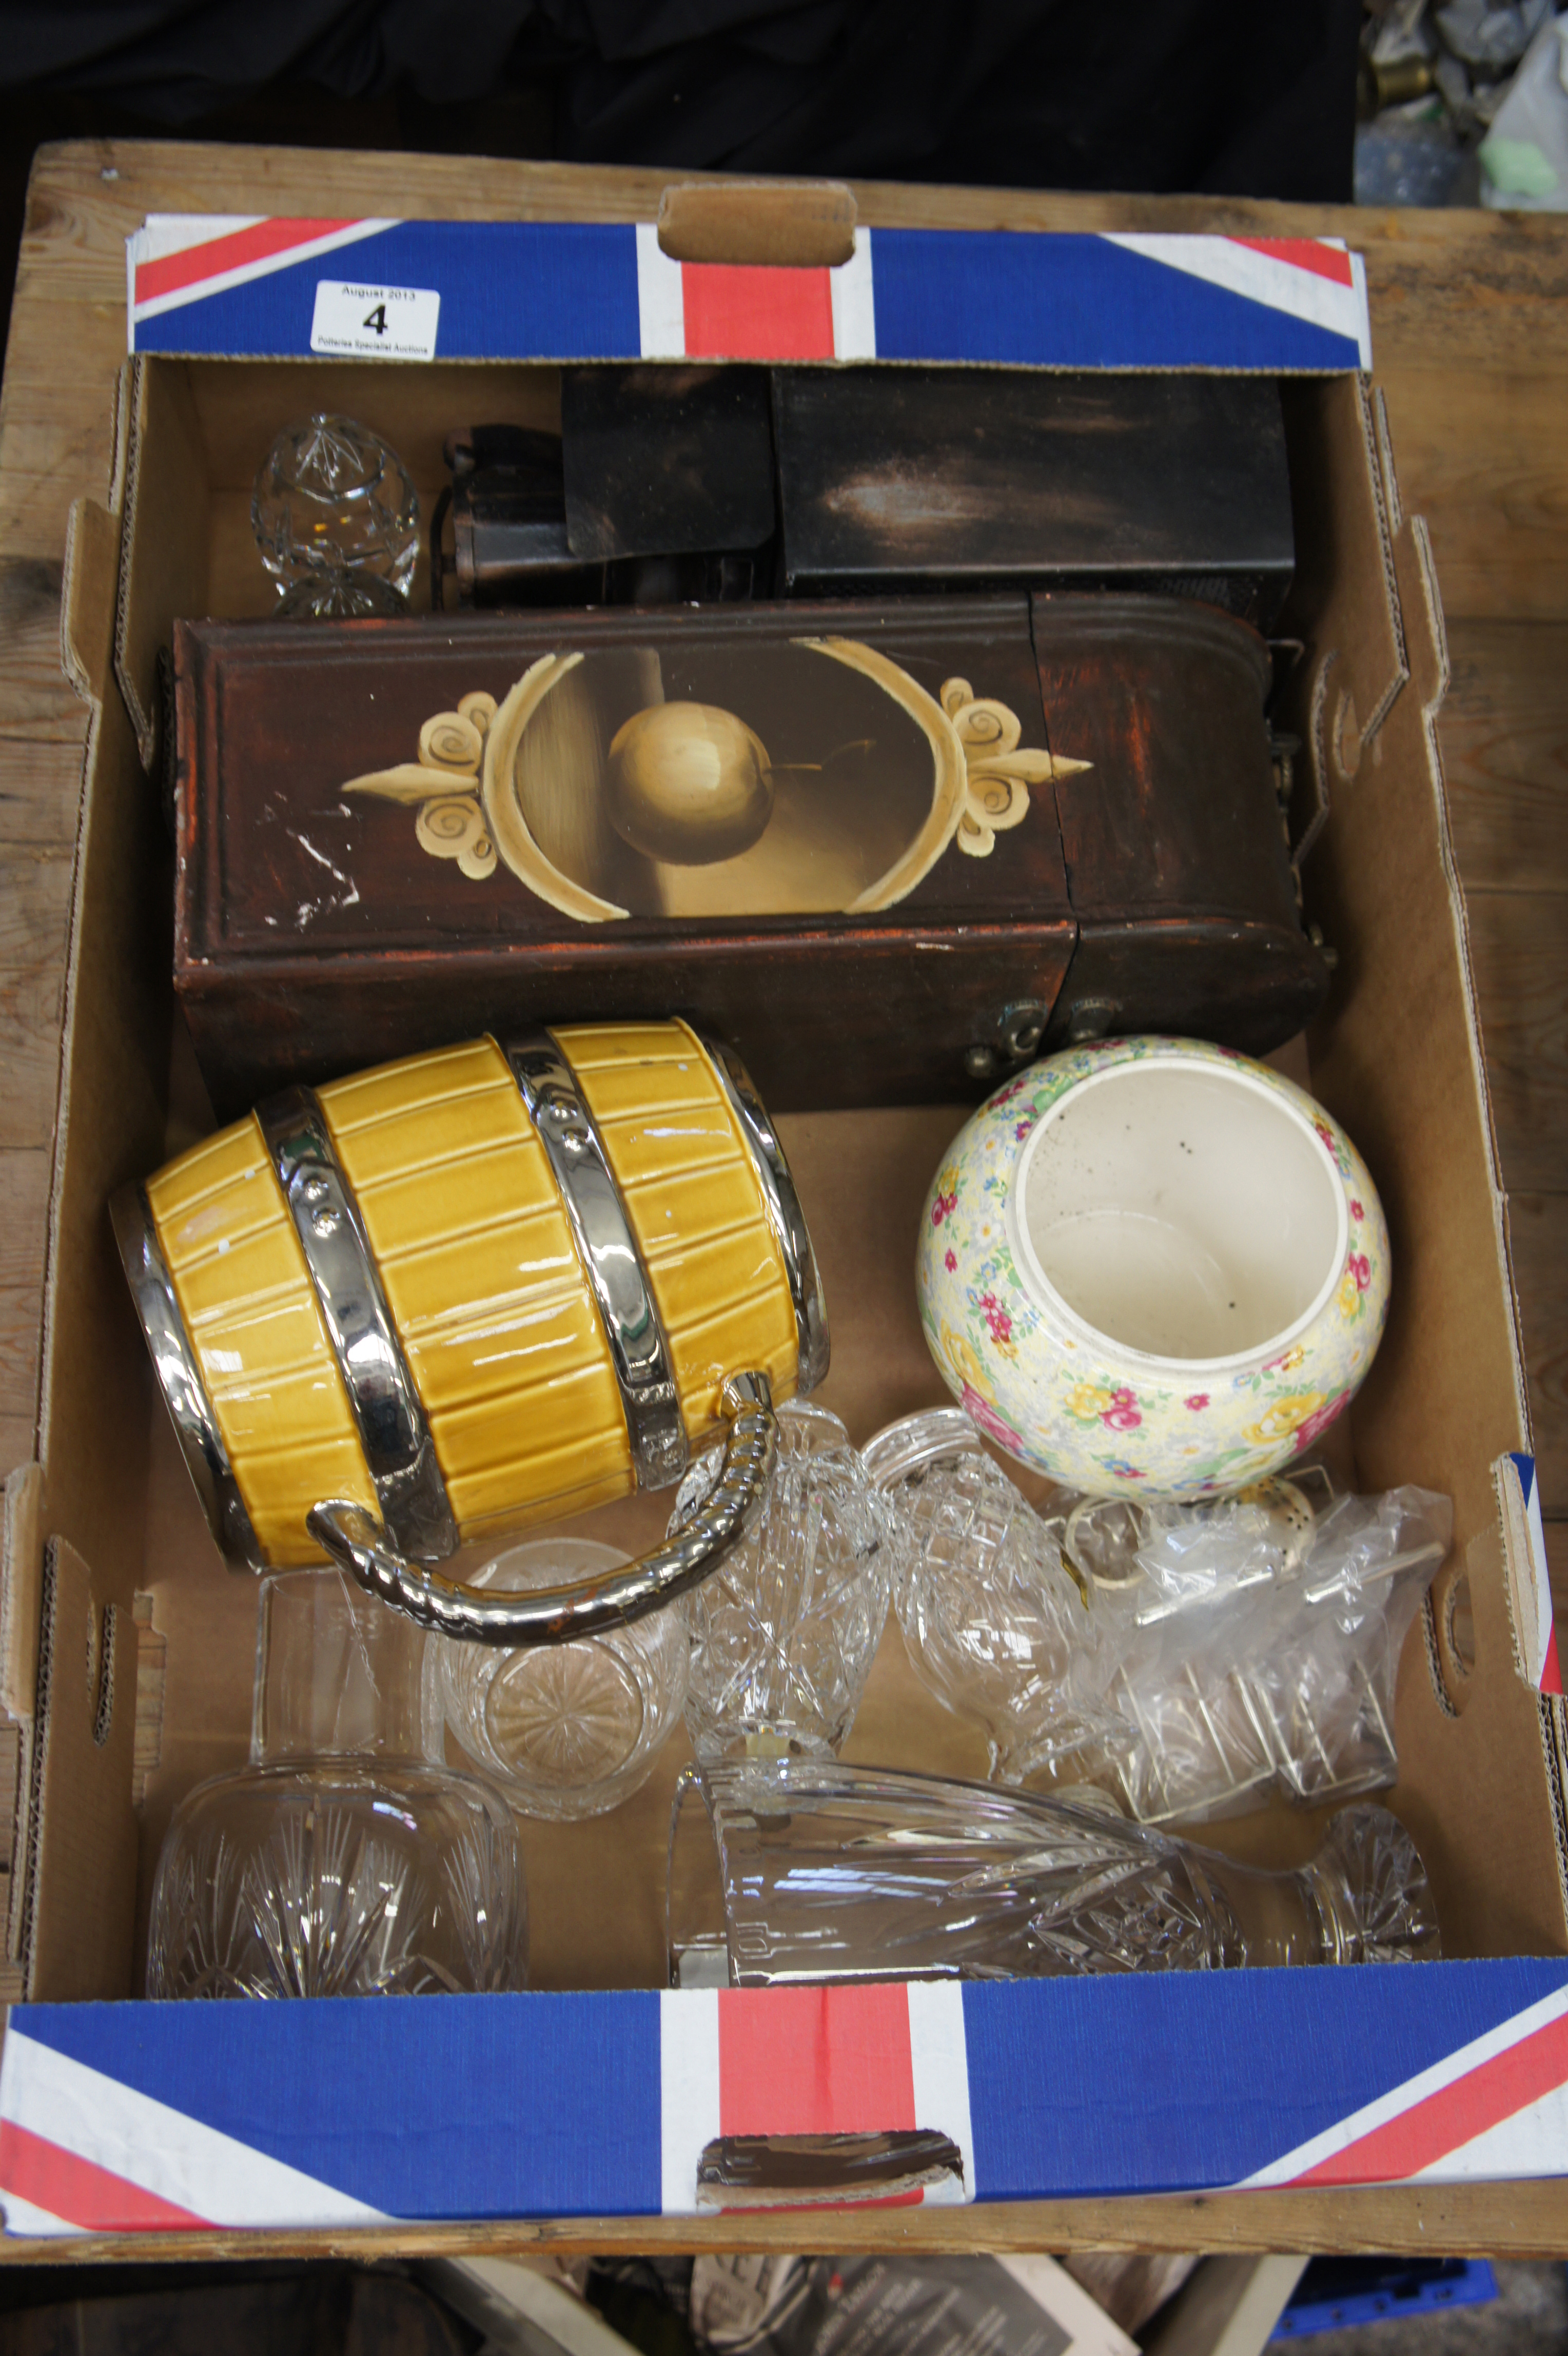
left=311, top=281, right=440, bottom=358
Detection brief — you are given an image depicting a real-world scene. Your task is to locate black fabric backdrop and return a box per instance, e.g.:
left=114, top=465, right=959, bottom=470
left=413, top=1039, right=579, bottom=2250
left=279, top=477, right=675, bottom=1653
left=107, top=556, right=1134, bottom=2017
left=0, top=0, right=1360, bottom=199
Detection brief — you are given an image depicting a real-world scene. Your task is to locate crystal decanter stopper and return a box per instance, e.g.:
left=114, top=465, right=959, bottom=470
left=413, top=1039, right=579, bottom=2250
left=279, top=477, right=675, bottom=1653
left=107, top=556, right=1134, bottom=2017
left=671, top=1400, right=893, bottom=1762
left=146, top=1569, right=528, bottom=1998
left=669, top=1759, right=1440, bottom=1987
left=252, top=414, right=420, bottom=618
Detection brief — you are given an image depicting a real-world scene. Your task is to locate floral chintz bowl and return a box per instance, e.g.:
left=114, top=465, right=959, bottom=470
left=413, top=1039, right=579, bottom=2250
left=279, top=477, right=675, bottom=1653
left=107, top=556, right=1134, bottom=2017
left=915, top=1037, right=1390, bottom=1499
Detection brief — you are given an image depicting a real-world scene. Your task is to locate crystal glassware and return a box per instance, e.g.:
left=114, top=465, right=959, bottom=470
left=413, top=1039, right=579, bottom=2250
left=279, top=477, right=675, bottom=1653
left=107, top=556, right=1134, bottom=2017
left=672, top=1400, right=892, bottom=1762
left=428, top=1538, right=689, bottom=1819
left=667, top=1759, right=1440, bottom=1988
left=252, top=414, right=420, bottom=618
left=861, top=1408, right=1125, bottom=1783
left=869, top=1409, right=1450, bottom=1824
left=146, top=1569, right=528, bottom=1998
left=1051, top=1477, right=1452, bottom=1821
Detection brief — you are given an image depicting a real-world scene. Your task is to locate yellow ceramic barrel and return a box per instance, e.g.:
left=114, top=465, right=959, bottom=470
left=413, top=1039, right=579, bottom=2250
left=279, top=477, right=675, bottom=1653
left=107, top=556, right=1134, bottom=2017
left=115, top=1020, right=825, bottom=1571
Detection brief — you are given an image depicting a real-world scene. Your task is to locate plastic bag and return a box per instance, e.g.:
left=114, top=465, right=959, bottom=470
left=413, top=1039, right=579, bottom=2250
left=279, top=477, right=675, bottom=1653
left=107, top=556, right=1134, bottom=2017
left=1480, top=14, right=1568, bottom=207
left=872, top=1411, right=1451, bottom=1825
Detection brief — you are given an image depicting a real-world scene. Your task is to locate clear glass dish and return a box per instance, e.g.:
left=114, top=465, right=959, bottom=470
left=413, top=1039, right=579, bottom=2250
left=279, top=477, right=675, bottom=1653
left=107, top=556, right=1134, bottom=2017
left=428, top=1538, right=689, bottom=1819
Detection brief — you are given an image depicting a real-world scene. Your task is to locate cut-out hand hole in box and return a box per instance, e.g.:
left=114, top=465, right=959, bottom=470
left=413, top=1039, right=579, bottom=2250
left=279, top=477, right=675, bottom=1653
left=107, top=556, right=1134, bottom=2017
left=643, top=181, right=870, bottom=363
left=660, top=1983, right=974, bottom=2213
left=697, top=2130, right=965, bottom=2209
left=657, top=180, right=858, bottom=269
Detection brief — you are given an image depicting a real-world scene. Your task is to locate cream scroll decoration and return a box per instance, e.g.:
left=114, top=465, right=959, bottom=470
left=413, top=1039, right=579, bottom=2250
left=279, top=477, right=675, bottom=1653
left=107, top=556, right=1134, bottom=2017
left=343, top=692, right=499, bottom=879
left=940, top=676, right=1091, bottom=857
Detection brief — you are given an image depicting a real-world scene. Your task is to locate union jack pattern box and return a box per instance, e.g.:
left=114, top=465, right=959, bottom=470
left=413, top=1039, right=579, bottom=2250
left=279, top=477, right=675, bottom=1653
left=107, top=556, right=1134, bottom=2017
left=6, top=1960, right=1568, bottom=2234
left=125, top=214, right=1373, bottom=372
left=0, top=195, right=1553, bottom=2249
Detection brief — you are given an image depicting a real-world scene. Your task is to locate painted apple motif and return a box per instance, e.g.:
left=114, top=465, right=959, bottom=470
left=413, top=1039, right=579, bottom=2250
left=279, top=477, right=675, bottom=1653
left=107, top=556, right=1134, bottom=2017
left=605, top=702, right=774, bottom=865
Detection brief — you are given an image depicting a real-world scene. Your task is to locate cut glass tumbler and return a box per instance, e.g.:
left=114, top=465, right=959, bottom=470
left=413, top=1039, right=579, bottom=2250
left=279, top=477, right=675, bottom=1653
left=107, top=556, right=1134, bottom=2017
left=429, top=1538, right=689, bottom=1819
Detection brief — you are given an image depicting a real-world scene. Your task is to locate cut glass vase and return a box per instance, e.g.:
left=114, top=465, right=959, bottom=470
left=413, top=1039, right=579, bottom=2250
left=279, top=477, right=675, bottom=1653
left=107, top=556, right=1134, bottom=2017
left=669, top=1758, right=1440, bottom=1988
left=146, top=1569, right=528, bottom=1998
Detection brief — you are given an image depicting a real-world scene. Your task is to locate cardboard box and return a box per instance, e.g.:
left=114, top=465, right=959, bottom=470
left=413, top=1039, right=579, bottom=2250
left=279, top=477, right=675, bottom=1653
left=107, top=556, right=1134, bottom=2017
left=1, top=199, right=1564, bottom=2247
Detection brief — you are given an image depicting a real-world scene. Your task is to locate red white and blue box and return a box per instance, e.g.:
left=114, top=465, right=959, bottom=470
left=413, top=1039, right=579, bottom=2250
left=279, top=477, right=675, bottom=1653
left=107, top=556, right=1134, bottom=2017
left=0, top=174, right=1561, bottom=2251
left=7, top=1962, right=1568, bottom=2234
left=124, top=212, right=1374, bottom=372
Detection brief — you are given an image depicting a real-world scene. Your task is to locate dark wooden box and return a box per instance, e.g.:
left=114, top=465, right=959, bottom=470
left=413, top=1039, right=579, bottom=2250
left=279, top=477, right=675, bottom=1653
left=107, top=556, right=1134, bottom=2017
left=773, top=370, right=1297, bottom=627
left=171, top=595, right=1326, bottom=1117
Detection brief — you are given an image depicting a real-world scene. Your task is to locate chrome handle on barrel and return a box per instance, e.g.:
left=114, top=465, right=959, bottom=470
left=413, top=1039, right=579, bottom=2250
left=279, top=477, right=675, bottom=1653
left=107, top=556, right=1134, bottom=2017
left=307, top=1371, right=776, bottom=1645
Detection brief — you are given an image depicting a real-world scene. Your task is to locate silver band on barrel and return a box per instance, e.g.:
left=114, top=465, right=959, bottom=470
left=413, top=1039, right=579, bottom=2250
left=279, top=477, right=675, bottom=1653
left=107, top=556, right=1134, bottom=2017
left=502, top=1029, right=688, bottom=1491
left=256, top=1087, right=458, bottom=1564
left=700, top=1033, right=830, bottom=1396
left=109, top=1184, right=267, bottom=1575
left=311, top=1370, right=776, bottom=1645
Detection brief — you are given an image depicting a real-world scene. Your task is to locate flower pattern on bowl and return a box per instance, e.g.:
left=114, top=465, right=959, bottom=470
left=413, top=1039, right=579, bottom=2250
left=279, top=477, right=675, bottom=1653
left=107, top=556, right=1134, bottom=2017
left=915, top=1036, right=1391, bottom=1499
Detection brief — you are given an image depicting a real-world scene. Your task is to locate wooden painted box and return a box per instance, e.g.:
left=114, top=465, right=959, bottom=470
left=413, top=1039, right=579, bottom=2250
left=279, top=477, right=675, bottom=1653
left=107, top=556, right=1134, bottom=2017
left=170, top=594, right=1327, bottom=1116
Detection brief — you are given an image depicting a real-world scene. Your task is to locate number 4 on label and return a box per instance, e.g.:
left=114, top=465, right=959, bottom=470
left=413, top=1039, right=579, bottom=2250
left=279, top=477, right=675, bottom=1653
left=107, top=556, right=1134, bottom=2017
left=363, top=303, right=389, bottom=336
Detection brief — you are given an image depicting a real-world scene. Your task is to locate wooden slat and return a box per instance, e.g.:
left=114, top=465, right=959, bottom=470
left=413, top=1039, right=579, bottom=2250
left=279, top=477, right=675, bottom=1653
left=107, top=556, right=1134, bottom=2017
left=0, top=384, right=119, bottom=573
left=0, top=845, right=74, bottom=962
left=0, top=1418, right=35, bottom=1475
left=0, top=741, right=87, bottom=851
left=1378, top=366, right=1568, bottom=623
left=9, top=2175, right=1568, bottom=2263
left=0, top=1286, right=40, bottom=1451
left=0, top=1153, right=49, bottom=1289
left=0, top=970, right=64, bottom=1151
left=0, top=547, right=92, bottom=843
left=1442, top=620, right=1568, bottom=890
left=0, top=846, right=71, bottom=1159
